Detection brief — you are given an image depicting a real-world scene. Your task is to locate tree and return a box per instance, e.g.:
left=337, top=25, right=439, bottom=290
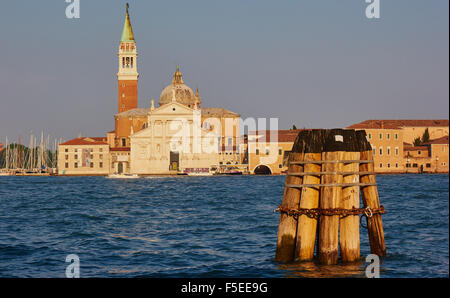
left=421, top=128, right=430, bottom=144
left=292, top=125, right=297, bottom=130
left=413, top=137, right=422, bottom=146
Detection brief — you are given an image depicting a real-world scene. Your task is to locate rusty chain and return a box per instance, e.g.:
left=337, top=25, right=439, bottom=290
left=274, top=205, right=386, bottom=220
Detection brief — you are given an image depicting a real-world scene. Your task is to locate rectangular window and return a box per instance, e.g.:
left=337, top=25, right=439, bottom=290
left=100, top=162, right=103, bottom=168
left=74, top=154, right=78, bottom=160
left=65, top=162, right=69, bottom=168
left=121, top=138, right=127, bottom=147
left=278, top=164, right=282, bottom=168
left=395, top=147, right=399, bottom=156
left=395, top=163, right=399, bottom=168
left=368, top=133, right=372, bottom=139
left=372, top=146, right=376, bottom=156
left=65, top=155, right=69, bottom=160
left=379, top=133, right=382, bottom=140
left=379, top=147, right=383, bottom=156
left=413, top=163, right=418, bottom=168
left=74, top=163, right=78, bottom=168
left=265, top=148, right=270, bottom=155
left=65, top=148, right=68, bottom=153
left=100, top=154, right=103, bottom=160
left=100, top=148, right=103, bottom=152
left=387, top=147, right=391, bottom=156
left=278, top=148, right=283, bottom=155
left=395, top=133, right=399, bottom=140
left=90, top=163, right=94, bottom=168
left=256, top=149, right=260, bottom=155
left=379, top=163, right=383, bottom=168
left=406, top=163, right=411, bottom=168
left=426, top=163, right=431, bottom=168
left=418, top=150, right=421, bottom=155
left=387, top=163, right=391, bottom=168
left=387, top=133, right=390, bottom=140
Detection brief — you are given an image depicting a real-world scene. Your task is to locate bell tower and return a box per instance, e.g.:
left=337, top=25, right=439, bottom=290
left=117, top=3, right=138, bottom=114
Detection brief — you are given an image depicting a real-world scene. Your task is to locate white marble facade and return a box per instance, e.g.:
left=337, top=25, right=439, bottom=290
left=130, top=101, right=220, bottom=174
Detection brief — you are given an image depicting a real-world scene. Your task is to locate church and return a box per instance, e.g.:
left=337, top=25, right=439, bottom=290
left=58, top=4, right=241, bottom=175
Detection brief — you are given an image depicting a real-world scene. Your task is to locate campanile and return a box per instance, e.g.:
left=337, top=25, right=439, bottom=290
left=117, top=3, right=138, bottom=114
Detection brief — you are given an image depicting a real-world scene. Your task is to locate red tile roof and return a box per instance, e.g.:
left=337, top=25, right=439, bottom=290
left=347, top=119, right=449, bottom=129
left=423, top=136, right=449, bottom=145
left=404, top=145, right=428, bottom=151
left=86, top=137, right=107, bottom=142
left=60, top=138, right=108, bottom=146
left=110, top=147, right=130, bottom=152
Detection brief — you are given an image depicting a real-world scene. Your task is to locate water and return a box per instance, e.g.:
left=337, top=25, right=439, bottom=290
left=0, top=174, right=448, bottom=278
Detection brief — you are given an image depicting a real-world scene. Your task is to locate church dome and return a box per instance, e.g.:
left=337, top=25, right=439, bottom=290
left=159, top=66, right=201, bottom=108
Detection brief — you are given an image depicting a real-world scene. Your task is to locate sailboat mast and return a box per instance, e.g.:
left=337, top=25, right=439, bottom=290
left=5, top=137, right=9, bottom=169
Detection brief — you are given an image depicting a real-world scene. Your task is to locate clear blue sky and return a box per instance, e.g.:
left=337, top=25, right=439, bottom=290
left=0, top=0, right=448, bottom=142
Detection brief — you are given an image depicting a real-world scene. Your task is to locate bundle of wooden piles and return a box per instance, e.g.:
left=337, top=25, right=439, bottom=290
left=275, top=129, right=386, bottom=265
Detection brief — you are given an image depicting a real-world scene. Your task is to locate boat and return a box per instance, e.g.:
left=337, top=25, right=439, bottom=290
left=183, top=168, right=212, bottom=176
left=107, top=173, right=140, bottom=179
left=0, top=171, right=13, bottom=176
left=213, top=165, right=243, bottom=175
left=187, top=172, right=212, bottom=176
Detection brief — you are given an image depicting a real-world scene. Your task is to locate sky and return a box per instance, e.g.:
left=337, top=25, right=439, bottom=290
left=0, top=0, right=448, bottom=143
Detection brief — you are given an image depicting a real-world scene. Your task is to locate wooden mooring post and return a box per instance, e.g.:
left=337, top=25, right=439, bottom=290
left=275, top=152, right=304, bottom=262
left=275, top=129, right=386, bottom=264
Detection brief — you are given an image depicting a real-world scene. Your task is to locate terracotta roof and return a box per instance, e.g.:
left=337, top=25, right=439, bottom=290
left=60, top=138, right=108, bottom=146
left=347, top=119, right=449, bottom=129
left=201, top=107, right=240, bottom=117
left=404, top=145, right=428, bottom=151
left=85, top=137, right=107, bottom=142
left=423, top=136, right=449, bottom=145
left=248, top=129, right=308, bottom=143
left=110, top=147, right=130, bottom=152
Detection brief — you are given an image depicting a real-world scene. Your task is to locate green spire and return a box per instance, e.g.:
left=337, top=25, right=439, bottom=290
left=121, top=3, right=135, bottom=42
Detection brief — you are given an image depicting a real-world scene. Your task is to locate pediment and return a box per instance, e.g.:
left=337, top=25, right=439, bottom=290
left=150, top=102, right=195, bottom=116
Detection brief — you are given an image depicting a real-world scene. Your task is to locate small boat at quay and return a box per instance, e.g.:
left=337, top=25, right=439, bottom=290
left=187, top=172, right=212, bottom=176
left=107, top=173, right=140, bottom=179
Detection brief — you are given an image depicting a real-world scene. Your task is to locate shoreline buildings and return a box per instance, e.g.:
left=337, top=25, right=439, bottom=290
left=58, top=5, right=240, bottom=176
left=245, top=121, right=449, bottom=175
left=57, top=5, right=449, bottom=176
left=347, top=120, right=449, bottom=174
